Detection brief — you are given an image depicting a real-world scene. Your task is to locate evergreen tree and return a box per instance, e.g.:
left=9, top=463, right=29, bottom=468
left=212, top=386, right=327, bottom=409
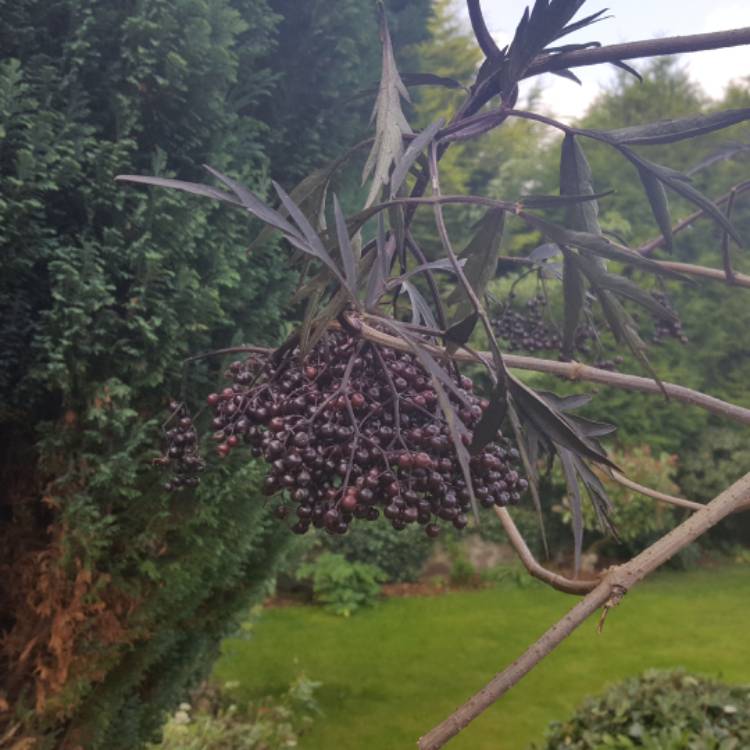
left=0, top=1, right=429, bottom=747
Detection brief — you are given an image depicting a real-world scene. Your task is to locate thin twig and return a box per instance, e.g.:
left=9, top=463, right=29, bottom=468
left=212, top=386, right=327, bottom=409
left=607, top=470, right=704, bottom=512
left=650, top=261, right=750, bottom=288
left=493, top=507, right=598, bottom=595
left=418, top=470, right=750, bottom=749
left=638, top=180, right=750, bottom=256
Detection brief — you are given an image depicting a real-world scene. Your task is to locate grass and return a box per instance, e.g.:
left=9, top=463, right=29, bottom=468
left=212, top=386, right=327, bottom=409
left=215, top=564, right=750, bottom=750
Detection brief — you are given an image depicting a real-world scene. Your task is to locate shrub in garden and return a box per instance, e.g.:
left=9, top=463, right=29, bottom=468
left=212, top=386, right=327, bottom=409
left=320, top=515, right=433, bottom=583
left=148, top=674, right=321, bottom=750
left=0, top=0, right=426, bottom=747
left=539, top=669, right=750, bottom=749
left=297, top=552, right=386, bottom=616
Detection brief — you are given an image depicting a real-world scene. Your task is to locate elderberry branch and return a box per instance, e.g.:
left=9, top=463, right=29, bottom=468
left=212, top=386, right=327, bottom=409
left=418, top=470, right=750, bottom=750
left=344, top=317, right=750, bottom=426
left=493, top=507, right=599, bottom=595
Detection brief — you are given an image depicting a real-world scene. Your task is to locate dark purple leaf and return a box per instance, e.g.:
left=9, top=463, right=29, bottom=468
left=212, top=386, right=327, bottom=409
left=402, top=281, right=439, bottom=330
left=115, top=174, right=241, bottom=207
left=560, top=134, right=600, bottom=235
left=594, top=108, right=750, bottom=146
left=273, top=181, right=348, bottom=288
left=636, top=166, right=673, bottom=251
left=528, top=243, right=561, bottom=263
left=610, top=60, right=642, bottom=82
left=559, top=448, right=584, bottom=572
left=391, top=118, right=444, bottom=197
left=519, top=189, right=612, bottom=209
left=470, top=380, right=508, bottom=455
left=508, top=375, right=618, bottom=469
left=333, top=194, right=357, bottom=293
left=550, top=68, right=582, bottom=85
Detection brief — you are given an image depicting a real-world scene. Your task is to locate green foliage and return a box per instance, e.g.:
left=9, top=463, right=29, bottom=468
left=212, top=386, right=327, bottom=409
left=449, top=554, right=477, bottom=587
left=0, top=0, right=428, bottom=747
left=676, top=427, right=750, bottom=548
left=320, top=516, right=433, bottom=583
left=215, top=567, right=750, bottom=750
left=298, top=553, right=386, bottom=617
left=539, top=669, right=750, bottom=749
left=149, top=674, right=321, bottom=750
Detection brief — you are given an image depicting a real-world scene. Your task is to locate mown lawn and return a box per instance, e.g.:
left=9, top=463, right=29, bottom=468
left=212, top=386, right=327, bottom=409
left=215, top=564, right=750, bottom=750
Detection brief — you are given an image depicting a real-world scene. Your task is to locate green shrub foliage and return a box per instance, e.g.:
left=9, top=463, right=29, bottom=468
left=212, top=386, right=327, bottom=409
left=298, top=553, right=387, bottom=617
left=0, top=1, right=426, bottom=747
left=539, top=669, right=750, bottom=749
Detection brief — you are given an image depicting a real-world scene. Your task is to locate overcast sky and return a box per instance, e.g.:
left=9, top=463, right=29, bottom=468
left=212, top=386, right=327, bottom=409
left=453, top=1, right=750, bottom=119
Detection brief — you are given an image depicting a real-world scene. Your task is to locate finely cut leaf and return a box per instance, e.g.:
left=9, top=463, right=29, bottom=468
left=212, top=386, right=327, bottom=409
left=249, top=140, right=371, bottom=250
left=273, top=181, right=349, bottom=289
left=559, top=134, right=600, bottom=234
left=595, top=272, right=678, bottom=321
left=470, top=380, right=508, bottom=455
left=446, top=208, right=505, bottom=318
left=390, top=118, right=444, bottom=197
left=520, top=212, right=686, bottom=278
left=388, top=258, right=461, bottom=288
left=115, top=174, right=241, bottom=207
left=559, top=448, right=584, bottom=572
left=508, top=375, right=617, bottom=469
left=365, top=215, right=392, bottom=310
left=444, top=312, right=479, bottom=351
left=621, top=150, right=744, bottom=247
left=402, top=281, right=439, bottom=330
left=333, top=194, right=357, bottom=293
left=518, top=190, right=612, bottom=209
left=503, top=0, right=587, bottom=91
left=636, top=166, right=673, bottom=251
left=362, top=5, right=413, bottom=207
left=507, top=405, right=548, bottom=553
left=203, top=166, right=302, bottom=238
left=401, top=72, right=465, bottom=90
left=561, top=248, right=586, bottom=359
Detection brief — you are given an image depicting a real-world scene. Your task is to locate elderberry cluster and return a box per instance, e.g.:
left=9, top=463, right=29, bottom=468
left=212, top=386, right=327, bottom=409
left=156, top=403, right=205, bottom=490
left=651, top=291, right=688, bottom=344
left=163, top=331, right=527, bottom=538
left=492, top=295, right=596, bottom=355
